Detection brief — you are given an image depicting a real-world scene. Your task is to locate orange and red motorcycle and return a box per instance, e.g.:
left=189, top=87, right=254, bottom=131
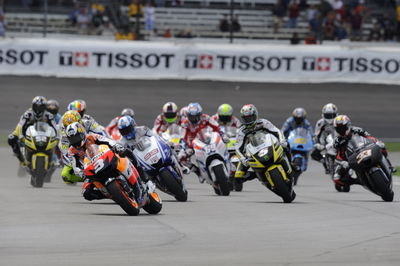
left=83, top=144, right=162, bottom=216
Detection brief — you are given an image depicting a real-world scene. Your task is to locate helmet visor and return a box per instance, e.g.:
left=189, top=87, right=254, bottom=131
left=219, top=115, right=232, bottom=124
left=188, top=114, right=201, bottom=124
left=68, top=133, right=84, bottom=148
left=335, top=124, right=349, bottom=136
left=33, top=104, right=46, bottom=115
left=119, top=124, right=135, bottom=137
left=294, top=117, right=304, bottom=124
left=324, top=113, right=337, bottom=119
left=241, top=114, right=257, bottom=125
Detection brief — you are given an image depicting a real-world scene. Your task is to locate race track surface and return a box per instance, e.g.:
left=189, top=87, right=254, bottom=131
left=0, top=76, right=399, bottom=138
left=1, top=148, right=400, bottom=266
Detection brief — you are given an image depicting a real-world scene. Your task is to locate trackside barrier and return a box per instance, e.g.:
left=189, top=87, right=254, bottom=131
left=1, top=38, right=400, bottom=84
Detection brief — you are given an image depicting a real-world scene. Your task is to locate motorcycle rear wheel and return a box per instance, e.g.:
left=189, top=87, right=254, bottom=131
left=107, top=180, right=140, bottom=216
left=292, top=157, right=303, bottom=186
left=159, top=169, right=187, bottom=202
left=369, top=171, right=394, bottom=202
left=212, top=165, right=230, bottom=196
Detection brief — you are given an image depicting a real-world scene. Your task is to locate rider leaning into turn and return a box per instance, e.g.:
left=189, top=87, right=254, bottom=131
left=8, top=96, right=58, bottom=166
left=153, top=102, right=182, bottom=135
left=234, top=104, right=294, bottom=183
left=106, top=108, right=135, bottom=136
left=65, top=122, right=132, bottom=201
left=332, top=115, right=395, bottom=185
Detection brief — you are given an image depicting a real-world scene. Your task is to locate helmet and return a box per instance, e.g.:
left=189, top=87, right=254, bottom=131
left=32, top=96, right=47, bottom=118
left=118, top=115, right=137, bottom=140
left=180, top=106, right=188, bottom=118
left=187, top=103, right=202, bottom=124
left=68, top=99, right=87, bottom=117
left=240, top=104, right=258, bottom=125
left=66, top=122, right=86, bottom=148
left=62, top=110, right=82, bottom=128
left=217, top=104, right=233, bottom=124
left=322, top=103, right=338, bottom=124
left=121, top=108, right=135, bottom=117
left=46, top=99, right=60, bottom=116
left=334, top=115, right=351, bottom=136
left=292, top=107, right=307, bottom=125
left=162, top=102, right=178, bottom=123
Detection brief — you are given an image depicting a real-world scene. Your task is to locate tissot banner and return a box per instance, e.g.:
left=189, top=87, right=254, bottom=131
left=1, top=38, right=400, bottom=84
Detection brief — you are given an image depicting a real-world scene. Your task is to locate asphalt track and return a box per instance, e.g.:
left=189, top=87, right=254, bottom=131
left=1, top=76, right=400, bottom=266
left=0, top=76, right=399, bottom=138
left=0, top=148, right=400, bottom=266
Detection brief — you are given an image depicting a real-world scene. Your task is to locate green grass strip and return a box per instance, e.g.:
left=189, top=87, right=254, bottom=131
left=0, top=135, right=7, bottom=147
left=394, top=167, right=400, bottom=177
left=386, top=142, right=400, bottom=152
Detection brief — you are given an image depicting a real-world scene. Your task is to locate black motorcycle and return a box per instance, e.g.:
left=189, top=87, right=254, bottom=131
left=346, top=135, right=394, bottom=202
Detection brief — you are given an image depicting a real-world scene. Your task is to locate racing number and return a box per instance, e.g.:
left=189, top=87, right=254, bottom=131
left=94, top=159, right=105, bottom=173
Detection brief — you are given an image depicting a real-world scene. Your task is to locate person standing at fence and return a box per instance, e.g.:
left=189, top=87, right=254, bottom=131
left=0, top=8, right=5, bottom=37
left=144, top=2, right=156, bottom=33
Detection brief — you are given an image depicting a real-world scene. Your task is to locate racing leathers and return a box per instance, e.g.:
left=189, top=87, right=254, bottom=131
left=332, top=127, right=391, bottom=185
left=106, top=116, right=121, bottom=137
left=60, top=117, right=108, bottom=184
left=8, top=109, right=58, bottom=165
left=153, top=114, right=182, bottom=135
left=234, top=119, right=293, bottom=182
left=311, top=118, right=336, bottom=163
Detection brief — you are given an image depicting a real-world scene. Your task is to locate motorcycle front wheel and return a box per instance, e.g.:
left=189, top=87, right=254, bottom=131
left=159, top=169, right=187, bottom=202
left=212, top=164, right=230, bottom=196
left=107, top=180, right=140, bottom=216
left=369, top=171, right=394, bottom=202
left=268, top=168, right=295, bottom=203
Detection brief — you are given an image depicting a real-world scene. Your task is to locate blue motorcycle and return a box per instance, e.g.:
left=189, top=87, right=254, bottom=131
left=133, top=135, right=188, bottom=202
left=287, top=128, right=314, bottom=185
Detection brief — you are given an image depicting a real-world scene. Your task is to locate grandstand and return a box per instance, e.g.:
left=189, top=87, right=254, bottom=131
left=1, top=0, right=397, bottom=42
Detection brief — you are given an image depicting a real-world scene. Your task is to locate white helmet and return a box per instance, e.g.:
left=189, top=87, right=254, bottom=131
left=322, top=103, right=338, bottom=124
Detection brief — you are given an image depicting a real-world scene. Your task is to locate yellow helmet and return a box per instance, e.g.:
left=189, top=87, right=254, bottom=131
left=62, top=110, right=82, bottom=128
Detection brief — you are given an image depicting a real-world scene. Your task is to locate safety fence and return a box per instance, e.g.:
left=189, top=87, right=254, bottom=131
left=1, top=38, right=400, bottom=85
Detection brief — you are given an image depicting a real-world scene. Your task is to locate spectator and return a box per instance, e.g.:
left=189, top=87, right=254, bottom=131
left=368, top=22, right=382, bottom=41
left=381, top=15, right=396, bottom=42
left=332, top=0, right=343, bottom=10
left=350, top=9, right=363, bottom=41
left=323, top=11, right=336, bottom=40
left=290, top=32, right=301, bottom=44
left=76, top=7, right=92, bottom=34
left=397, top=3, right=400, bottom=40
left=101, top=16, right=116, bottom=36
left=22, top=0, right=33, bottom=8
left=288, top=1, right=299, bottom=28
left=176, top=29, right=193, bottom=38
left=144, top=2, right=156, bottom=32
left=318, top=0, right=333, bottom=18
left=335, top=21, right=347, bottom=40
left=163, top=28, right=172, bottom=38
left=219, top=14, right=229, bottom=32
left=0, top=10, right=5, bottom=37
left=115, top=26, right=135, bottom=40
left=129, top=0, right=143, bottom=17
left=231, top=15, right=241, bottom=32
left=304, top=29, right=317, bottom=44
left=272, top=0, right=287, bottom=33
left=307, top=5, right=317, bottom=25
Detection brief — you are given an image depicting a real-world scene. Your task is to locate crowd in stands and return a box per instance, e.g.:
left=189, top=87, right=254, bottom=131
left=0, top=7, right=5, bottom=37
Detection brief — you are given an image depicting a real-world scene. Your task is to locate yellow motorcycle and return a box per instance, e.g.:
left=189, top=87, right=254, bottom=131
left=22, top=122, right=59, bottom=187
left=245, top=130, right=296, bottom=203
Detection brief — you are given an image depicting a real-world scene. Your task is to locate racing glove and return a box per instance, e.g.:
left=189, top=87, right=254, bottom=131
left=222, top=135, right=230, bottom=144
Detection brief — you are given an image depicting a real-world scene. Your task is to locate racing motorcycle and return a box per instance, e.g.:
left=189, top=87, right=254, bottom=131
left=159, top=124, right=182, bottom=154
left=84, top=144, right=162, bottom=215
left=221, top=126, right=242, bottom=192
left=346, top=135, right=394, bottom=201
left=245, top=130, right=296, bottom=203
left=22, top=122, right=59, bottom=187
left=322, top=130, right=337, bottom=176
left=287, top=128, right=313, bottom=185
left=133, top=135, right=188, bottom=202
left=192, top=130, right=230, bottom=196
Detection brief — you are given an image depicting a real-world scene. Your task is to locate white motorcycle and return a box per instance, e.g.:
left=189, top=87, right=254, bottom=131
left=192, top=130, right=230, bottom=196
left=221, top=126, right=242, bottom=192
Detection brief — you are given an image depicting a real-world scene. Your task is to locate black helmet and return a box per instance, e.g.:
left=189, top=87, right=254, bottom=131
left=66, top=122, right=87, bottom=148
left=47, top=99, right=60, bottom=116
left=292, top=107, right=306, bottom=125
left=32, top=96, right=47, bottom=118
left=121, top=108, right=135, bottom=117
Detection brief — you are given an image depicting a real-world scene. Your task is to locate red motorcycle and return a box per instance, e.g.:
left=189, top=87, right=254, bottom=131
left=83, top=144, right=162, bottom=215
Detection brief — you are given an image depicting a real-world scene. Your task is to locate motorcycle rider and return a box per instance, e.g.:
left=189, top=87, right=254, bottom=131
left=65, top=122, right=140, bottom=201
left=311, top=103, right=338, bottom=171
left=46, top=99, right=61, bottom=124
left=153, top=102, right=182, bottom=135
left=332, top=115, right=395, bottom=185
left=234, top=104, right=294, bottom=184
left=212, top=103, right=241, bottom=129
left=106, top=108, right=135, bottom=136
left=117, top=115, right=180, bottom=185
left=60, top=110, right=108, bottom=184
left=8, top=96, right=58, bottom=166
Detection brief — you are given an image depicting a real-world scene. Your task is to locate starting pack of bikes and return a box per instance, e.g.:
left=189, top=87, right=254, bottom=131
left=7, top=97, right=396, bottom=216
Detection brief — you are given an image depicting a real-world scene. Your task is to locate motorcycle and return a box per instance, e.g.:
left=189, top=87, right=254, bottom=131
left=322, top=130, right=337, bottom=177
left=22, top=122, right=59, bottom=187
left=245, top=130, right=296, bottom=203
left=346, top=135, right=394, bottom=201
left=133, top=135, right=188, bottom=202
left=83, top=143, right=162, bottom=215
left=221, top=126, right=242, bottom=192
left=287, top=128, right=313, bottom=185
left=192, top=130, right=230, bottom=196
left=108, top=127, right=121, bottom=141
left=159, top=124, right=182, bottom=154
